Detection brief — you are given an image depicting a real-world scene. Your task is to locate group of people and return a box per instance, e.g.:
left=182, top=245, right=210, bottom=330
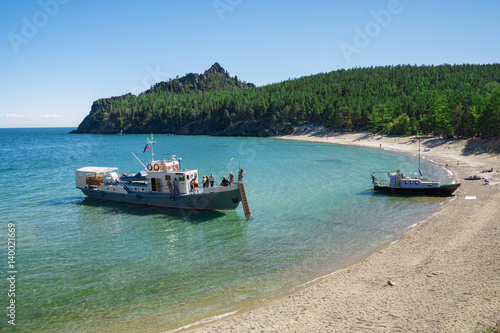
left=219, top=168, right=245, bottom=187
left=164, top=168, right=246, bottom=196
left=201, top=174, right=216, bottom=188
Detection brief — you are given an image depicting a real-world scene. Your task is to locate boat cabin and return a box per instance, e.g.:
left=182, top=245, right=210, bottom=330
left=147, top=167, right=199, bottom=195
left=138, top=156, right=198, bottom=195
left=387, top=171, right=439, bottom=189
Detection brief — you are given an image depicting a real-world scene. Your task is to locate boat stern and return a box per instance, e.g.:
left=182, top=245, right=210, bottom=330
left=76, top=167, right=118, bottom=189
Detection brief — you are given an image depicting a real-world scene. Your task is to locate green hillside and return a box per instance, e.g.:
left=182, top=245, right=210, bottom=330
left=72, top=63, right=500, bottom=137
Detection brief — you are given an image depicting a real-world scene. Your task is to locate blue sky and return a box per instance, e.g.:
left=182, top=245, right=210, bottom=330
left=1, top=0, right=499, bottom=128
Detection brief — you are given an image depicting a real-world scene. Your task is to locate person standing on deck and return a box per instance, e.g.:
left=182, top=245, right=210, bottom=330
left=173, top=178, right=179, bottom=195
left=194, top=177, right=199, bottom=194
left=238, top=168, right=245, bottom=182
left=167, top=179, right=173, bottom=197
left=209, top=173, right=215, bottom=187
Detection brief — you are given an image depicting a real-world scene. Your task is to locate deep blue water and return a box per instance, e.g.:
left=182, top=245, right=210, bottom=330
left=0, top=128, right=454, bottom=332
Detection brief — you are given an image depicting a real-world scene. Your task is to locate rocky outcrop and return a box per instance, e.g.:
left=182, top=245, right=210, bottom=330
left=70, top=93, right=132, bottom=134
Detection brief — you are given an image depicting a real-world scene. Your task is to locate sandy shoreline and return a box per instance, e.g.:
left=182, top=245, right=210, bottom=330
left=185, top=127, right=500, bottom=332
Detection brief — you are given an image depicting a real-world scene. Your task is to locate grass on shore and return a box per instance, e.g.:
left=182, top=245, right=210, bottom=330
left=481, top=322, right=500, bottom=333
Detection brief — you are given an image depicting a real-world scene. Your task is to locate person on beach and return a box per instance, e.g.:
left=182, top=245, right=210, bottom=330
left=209, top=173, right=215, bottom=187
left=238, top=168, right=245, bottom=182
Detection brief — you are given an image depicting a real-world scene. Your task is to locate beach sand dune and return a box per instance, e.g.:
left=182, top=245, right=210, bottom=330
left=186, top=128, right=500, bottom=333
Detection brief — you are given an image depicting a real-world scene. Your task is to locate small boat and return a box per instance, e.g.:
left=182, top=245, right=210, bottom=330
left=370, top=139, right=460, bottom=196
left=371, top=170, right=460, bottom=196
left=464, top=176, right=482, bottom=180
left=76, top=135, right=250, bottom=214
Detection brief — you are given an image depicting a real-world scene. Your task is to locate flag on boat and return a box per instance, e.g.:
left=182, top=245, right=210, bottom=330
left=143, top=144, right=149, bottom=153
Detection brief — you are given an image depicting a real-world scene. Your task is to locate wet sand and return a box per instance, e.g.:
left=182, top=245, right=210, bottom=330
left=184, top=127, right=500, bottom=332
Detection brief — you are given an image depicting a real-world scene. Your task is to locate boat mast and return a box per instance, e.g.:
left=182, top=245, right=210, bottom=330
left=147, top=134, right=156, bottom=163
left=418, top=137, right=421, bottom=179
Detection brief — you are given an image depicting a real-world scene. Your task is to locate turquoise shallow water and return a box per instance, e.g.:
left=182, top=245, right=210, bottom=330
left=0, top=128, right=455, bottom=332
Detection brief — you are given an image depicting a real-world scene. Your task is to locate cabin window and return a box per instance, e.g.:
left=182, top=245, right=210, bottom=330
left=410, top=181, right=413, bottom=185
left=415, top=181, right=419, bottom=185
left=186, top=175, right=190, bottom=180
left=404, top=181, right=408, bottom=184
left=178, top=175, right=185, bottom=181
left=165, top=175, right=171, bottom=181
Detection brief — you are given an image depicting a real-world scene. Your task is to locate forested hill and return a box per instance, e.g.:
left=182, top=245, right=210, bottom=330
left=72, top=63, right=500, bottom=137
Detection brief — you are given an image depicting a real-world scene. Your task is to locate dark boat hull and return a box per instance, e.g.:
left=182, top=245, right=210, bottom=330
left=373, top=183, right=460, bottom=196
left=80, top=187, right=241, bottom=210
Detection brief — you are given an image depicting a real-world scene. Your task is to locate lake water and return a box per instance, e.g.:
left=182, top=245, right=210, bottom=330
left=0, top=128, right=455, bottom=332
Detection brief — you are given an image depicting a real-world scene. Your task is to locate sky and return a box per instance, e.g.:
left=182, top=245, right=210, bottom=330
left=1, top=0, right=499, bottom=128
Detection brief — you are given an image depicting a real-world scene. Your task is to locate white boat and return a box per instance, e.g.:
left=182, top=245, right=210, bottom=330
left=76, top=135, right=250, bottom=214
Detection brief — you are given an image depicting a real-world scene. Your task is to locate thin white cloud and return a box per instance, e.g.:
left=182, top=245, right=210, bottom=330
left=2, top=114, right=77, bottom=119
left=5, top=113, right=32, bottom=118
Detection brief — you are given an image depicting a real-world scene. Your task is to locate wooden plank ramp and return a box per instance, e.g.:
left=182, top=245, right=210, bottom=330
left=237, top=182, right=251, bottom=218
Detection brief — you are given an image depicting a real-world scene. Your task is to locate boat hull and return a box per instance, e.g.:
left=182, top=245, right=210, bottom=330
left=80, top=187, right=241, bottom=210
left=373, top=183, right=460, bottom=196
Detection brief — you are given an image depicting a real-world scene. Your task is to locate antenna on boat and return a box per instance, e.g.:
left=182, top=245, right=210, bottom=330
left=418, top=137, right=422, bottom=179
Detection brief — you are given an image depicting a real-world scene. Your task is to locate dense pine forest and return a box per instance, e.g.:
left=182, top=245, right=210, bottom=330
left=72, top=63, right=500, bottom=137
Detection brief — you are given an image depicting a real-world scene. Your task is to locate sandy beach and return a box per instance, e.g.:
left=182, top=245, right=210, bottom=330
left=185, top=127, right=500, bottom=333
